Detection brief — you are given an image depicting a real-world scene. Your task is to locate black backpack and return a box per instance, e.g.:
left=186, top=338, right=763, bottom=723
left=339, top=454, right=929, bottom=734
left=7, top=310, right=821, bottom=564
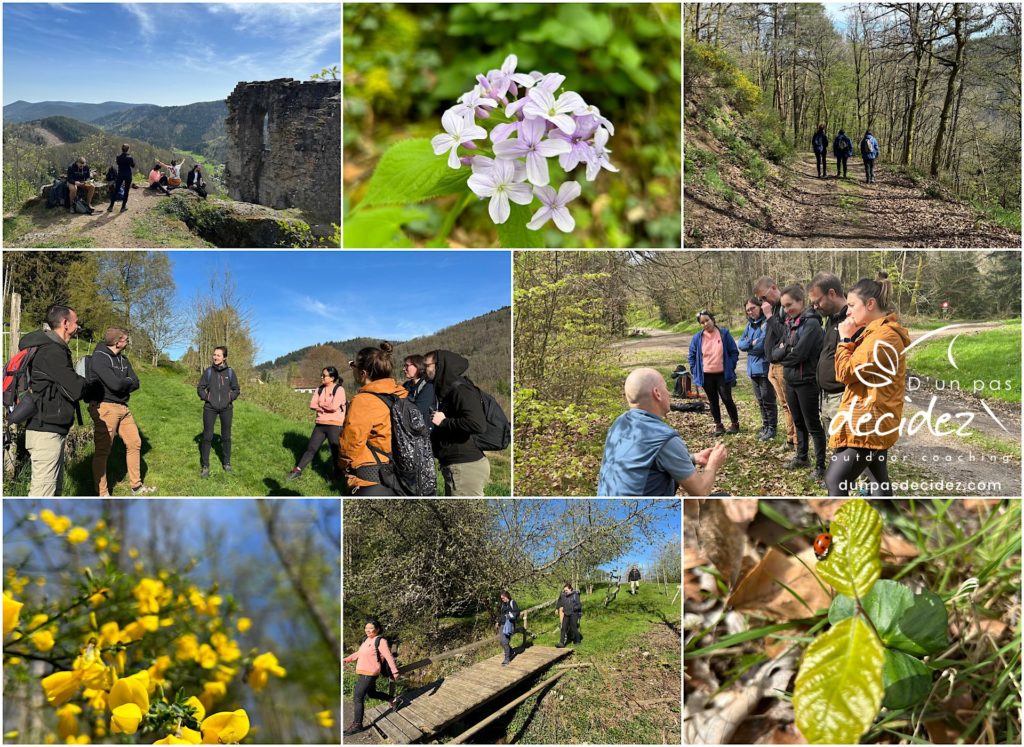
left=373, top=636, right=398, bottom=678
left=839, top=135, right=851, bottom=154
left=368, top=393, right=436, bottom=496
left=453, top=379, right=510, bottom=451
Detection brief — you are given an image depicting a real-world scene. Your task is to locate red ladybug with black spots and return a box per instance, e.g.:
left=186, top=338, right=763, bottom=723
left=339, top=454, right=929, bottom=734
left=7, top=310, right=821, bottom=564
left=813, top=532, right=832, bottom=561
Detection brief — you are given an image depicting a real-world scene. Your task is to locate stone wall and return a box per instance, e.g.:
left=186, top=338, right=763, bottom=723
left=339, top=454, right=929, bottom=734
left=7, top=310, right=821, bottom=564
left=225, top=78, right=340, bottom=224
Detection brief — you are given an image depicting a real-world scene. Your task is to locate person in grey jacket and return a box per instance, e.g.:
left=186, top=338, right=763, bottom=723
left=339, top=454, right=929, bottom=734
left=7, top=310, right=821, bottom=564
left=197, top=345, right=240, bottom=477
left=89, top=328, right=155, bottom=496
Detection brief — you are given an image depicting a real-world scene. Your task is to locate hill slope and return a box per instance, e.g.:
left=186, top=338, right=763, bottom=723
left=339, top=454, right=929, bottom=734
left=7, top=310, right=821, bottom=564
left=4, top=116, right=104, bottom=146
left=5, top=366, right=509, bottom=496
left=93, top=100, right=228, bottom=162
left=3, top=100, right=147, bottom=123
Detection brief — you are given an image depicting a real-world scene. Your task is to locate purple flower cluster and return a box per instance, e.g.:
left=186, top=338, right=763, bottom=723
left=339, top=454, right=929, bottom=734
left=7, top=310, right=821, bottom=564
left=430, top=54, right=618, bottom=231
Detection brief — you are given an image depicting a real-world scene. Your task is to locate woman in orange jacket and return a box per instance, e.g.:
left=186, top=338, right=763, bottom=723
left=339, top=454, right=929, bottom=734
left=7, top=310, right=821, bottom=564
left=339, top=342, right=408, bottom=495
left=825, top=272, right=911, bottom=496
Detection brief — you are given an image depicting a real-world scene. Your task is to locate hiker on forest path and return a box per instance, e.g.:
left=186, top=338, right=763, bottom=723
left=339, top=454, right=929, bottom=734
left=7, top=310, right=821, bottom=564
left=832, top=130, right=853, bottom=178
left=811, top=124, right=829, bottom=178
left=861, top=130, right=880, bottom=184
left=343, top=619, right=399, bottom=737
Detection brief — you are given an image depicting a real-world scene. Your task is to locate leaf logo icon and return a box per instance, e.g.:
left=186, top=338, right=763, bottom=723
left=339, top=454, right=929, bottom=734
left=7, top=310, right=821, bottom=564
left=853, top=340, right=900, bottom=389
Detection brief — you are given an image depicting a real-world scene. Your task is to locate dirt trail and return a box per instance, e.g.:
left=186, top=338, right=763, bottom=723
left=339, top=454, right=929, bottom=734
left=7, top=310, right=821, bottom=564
left=767, top=155, right=1020, bottom=248
left=7, top=186, right=208, bottom=248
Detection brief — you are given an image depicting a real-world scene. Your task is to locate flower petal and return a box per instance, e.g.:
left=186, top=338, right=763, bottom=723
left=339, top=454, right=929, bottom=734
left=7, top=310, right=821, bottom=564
left=489, top=191, right=510, bottom=224
left=506, top=182, right=535, bottom=205
left=430, top=134, right=454, bottom=156
left=556, top=91, right=587, bottom=114
left=527, top=206, right=553, bottom=231
left=441, top=108, right=460, bottom=136
left=447, top=146, right=462, bottom=170
left=490, top=122, right=518, bottom=143
left=493, top=139, right=529, bottom=159
left=536, top=138, right=571, bottom=157
left=462, top=122, right=488, bottom=141
left=525, top=151, right=549, bottom=186
left=551, top=206, right=576, bottom=232
left=558, top=181, right=582, bottom=204
left=468, top=173, right=496, bottom=197
left=549, top=114, right=577, bottom=135
left=501, top=54, right=518, bottom=74
left=533, top=185, right=557, bottom=207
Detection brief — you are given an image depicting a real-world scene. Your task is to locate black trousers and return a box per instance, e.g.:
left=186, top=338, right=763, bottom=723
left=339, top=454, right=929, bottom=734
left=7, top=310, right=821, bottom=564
left=296, top=423, right=341, bottom=472
left=785, top=381, right=825, bottom=468
left=864, top=159, right=875, bottom=182
left=108, top=175, right=132, bottom=208
left=703, top=372, right=739, bottom=426
left=750, top=375, right=777, bottom=428
left=353, top=674, right=391, bottom=725
left=200, top=406, right=232, bottom=467
left=560, top=614, right=581, bottom=645
left=498, top=630, right=513, bottom=662
left=351, top=482, right=395, bottom=496
left=815, top=151, right=827, bottom=175
left=836, top=156, right=848, bottom=176
left=826, top=447, right=892, bottom=496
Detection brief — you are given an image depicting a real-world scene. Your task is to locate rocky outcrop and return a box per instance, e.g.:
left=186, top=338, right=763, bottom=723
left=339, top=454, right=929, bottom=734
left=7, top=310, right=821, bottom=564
left=159, top=189, right=336, bottom=248
left=225, top=78, right=340, bottom=225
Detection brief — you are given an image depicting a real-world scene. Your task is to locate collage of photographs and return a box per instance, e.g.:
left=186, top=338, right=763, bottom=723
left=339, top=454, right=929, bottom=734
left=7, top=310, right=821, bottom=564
left=0, top=1, right=1019, bottom=746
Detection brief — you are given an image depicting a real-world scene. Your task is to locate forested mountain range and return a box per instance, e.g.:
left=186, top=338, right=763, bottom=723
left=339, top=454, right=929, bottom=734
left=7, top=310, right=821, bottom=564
left=93, top=100, right=228, bottom=162
left=3, top=99, right=146, bottom=123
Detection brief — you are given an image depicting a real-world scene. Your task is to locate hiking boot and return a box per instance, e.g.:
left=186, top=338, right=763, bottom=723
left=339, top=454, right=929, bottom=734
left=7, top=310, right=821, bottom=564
left=343, top=722, right=365, bottom=737
left=783, top=457, right=810, bottom=470
left=555, top=642, right=566, bottom=649
left=120, top=207, right=128, bottom=213
left=787, top=441, right=797, bottom=451
left=287, top=468, right=302, bottom=481
left=712, top=423, right=726, bottom=436
left=725, top=422, right=740, bottom=434
left=501, top=660, right=510, bottom=666
left=813, top=466, right=826, bottom=482
left=131, top=484, right=156, bottom=495
left=106, top=205, right=113, bottom=213
left=200, top=466, right=210, bottom=479
left=759, top=427, right=777, bottom=442
left=223, top=464, right=233, bottom=473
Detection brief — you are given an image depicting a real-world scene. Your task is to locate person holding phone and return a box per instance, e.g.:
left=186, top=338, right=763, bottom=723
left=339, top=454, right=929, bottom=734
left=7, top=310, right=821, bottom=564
left=807, top=272, right=849, bottom=436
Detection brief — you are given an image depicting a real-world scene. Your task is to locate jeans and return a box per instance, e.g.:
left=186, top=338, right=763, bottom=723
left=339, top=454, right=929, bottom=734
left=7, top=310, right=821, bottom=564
left=815, top=151, right=827, bottom=175
left=864, top=158, right=875, bottom=182
left=702, top=372, right=739, bottom=426
left=352, top=674, right=391, bottom=725
left=785, top=381, right=826, bottom=468
left=826, top=447, right=892, bottom=496
left=200, top=406, right=232, bottom=467
left=836, top=156, right=848, bottom=177
left=296, top=423, right=341, bottom=473
left=560, top=614, right=581, bottom=645
left=108, top=175, right=132, bottom=208
left=750, top=375, right=777, bottom=429
left=498, top=630, right=513, bottom=662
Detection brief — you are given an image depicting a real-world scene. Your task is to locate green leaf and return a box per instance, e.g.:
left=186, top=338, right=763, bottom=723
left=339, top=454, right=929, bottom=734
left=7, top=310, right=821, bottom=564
left=794, top=616, right=886, bottom=744
left=360, top=139, right=470, bottom=209
left=815, top=498, right=882, bottom=599
left=882, top=649, right=932, bottom=710
left=829, top=580, right=948, bottom=656
left=343, top=206, right=427, bottom=248
left=496, top=203, right=545, bottom=248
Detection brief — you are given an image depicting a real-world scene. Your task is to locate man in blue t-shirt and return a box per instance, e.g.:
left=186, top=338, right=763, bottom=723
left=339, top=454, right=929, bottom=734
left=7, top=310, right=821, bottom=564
left=597, top=368, right=728, bottom=496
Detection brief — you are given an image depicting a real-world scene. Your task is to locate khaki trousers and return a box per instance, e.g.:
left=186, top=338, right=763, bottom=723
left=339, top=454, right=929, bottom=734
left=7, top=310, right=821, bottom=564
left=26, top=430, right=67, bottom=496
left=768, top=364, right=796, bottom=444
left=90, top=402, right=142, bottom=495
left=442, top=456, right=491, bottom=496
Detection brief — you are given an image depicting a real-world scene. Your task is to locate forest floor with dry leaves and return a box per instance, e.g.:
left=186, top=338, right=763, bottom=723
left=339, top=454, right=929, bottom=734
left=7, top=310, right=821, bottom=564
left=685, top=153, right=1021, bottom=248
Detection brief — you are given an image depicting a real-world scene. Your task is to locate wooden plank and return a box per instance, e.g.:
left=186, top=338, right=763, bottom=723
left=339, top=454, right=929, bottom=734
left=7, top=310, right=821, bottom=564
left=398, top=698, right=463, bottom=730
left=449, top=670, right=568, bottom=744
left=374, top=709, right=422, bottom=745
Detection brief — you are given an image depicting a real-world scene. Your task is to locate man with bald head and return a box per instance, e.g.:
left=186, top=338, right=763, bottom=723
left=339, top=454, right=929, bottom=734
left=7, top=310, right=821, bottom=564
left=597, top=367, right=728, bottom=496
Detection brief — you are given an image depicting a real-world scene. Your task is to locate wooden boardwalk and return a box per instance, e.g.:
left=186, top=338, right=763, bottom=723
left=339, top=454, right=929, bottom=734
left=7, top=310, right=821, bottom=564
left=362, top=645, right=571, bottom=744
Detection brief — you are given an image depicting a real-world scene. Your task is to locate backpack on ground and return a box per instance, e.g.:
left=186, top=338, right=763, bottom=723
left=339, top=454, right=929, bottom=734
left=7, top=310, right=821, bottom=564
left=195, top=185, right=208, bottom=199
left=46, top=179, right=68, bottom=209
left=373, top=635, right=398, bottom=678
left=73, top=198, right=90, bottom=214
left=3, top=347, right=42, bottom=425
left=368, top=392, right=436, bottom=496
left=453, top=379, right=511, bottom=451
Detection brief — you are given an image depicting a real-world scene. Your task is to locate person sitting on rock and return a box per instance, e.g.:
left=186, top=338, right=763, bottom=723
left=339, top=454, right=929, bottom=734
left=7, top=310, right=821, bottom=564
left=147, top=163, right=172, bottom=195
left=186, top=165, right=207, bottom=198
left=67, top=157, right=96, bottom=213
left=167, top=158, right=185, bottom=188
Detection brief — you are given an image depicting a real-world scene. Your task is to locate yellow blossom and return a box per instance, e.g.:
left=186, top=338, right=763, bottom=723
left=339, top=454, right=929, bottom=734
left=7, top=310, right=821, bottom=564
left=316, top=710, right=335, bottom=729
left=95, top=536, right=109, bottom=551
left=94, top=519, right=107, bottom=530
left=139, top=615, right=160, bottom=632
left=235, top=618, right=251, bottom=634
left=40, top=509, right=72, bottom=536
left=128, top=546, right=139, bottom=559
left=4, top=592, right=24, bottom=637
left=133, top=578, right=169, bottom=614
left=196, top=644, right=218, bottom=670
left=75, top=643, right=115, bottom=690
left=88, top=588, right=111, bottom=607
left=211, top=633, right=240, bottom=663
left=65, top=736, right=90, bottom=744
left=42, top=671, right=82, bottom=706
left=199, top=681, right=225, bottom=712
left=200, top=710, right=249, bottom=744
left=83, top=688, right=107, bottom=712
left=175, top=634, right=199, bottom=661
left=56, top=703, right=82, bottom=740
left=110, top=703, right=143, bottom=735
left=248, top=652, right=286, bottom=692
left=36, top=576, right=47, bottom=587
left=98, top=621, right=122, bottom=648
left=186, top=695, right=206, bottom=723
left=31, top=628, right=55, bottom=652
left=93, top=717, right=107, bottom=738
left=213, top=665, right=236, bottom=684
left=66, top=527, right=90, bottom=544
left=108, top=671, right=150, bottom=714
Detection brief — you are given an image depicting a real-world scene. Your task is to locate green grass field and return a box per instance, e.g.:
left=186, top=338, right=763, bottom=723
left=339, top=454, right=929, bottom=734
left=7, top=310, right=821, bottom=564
left=7, top=365, right=510, bottom=496
left=344, top=581, right=681, bottom=743
left=907, top=323, right=1021, bottom=403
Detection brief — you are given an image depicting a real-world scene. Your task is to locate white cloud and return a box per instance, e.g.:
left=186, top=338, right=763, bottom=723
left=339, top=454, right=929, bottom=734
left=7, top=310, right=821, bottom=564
left=296, top=295, right=333, bottom=319
left=123, top=3, right=156, bottom=36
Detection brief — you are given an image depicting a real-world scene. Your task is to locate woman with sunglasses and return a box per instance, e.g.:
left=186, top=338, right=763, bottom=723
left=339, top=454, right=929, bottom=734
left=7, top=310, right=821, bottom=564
left=287, top=366, right=346, bottom=481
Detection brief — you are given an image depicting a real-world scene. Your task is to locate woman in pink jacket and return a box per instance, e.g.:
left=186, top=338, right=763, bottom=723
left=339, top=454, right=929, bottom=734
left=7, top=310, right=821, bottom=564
left=343, top=619, right=399, bottom=736
left=287, top=366, right=346, bottom=481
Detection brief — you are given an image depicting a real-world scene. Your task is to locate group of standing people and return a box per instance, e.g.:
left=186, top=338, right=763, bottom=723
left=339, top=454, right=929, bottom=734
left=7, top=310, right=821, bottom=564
left=596, top=270, right=909, bottom=497
left=812, top=124, right=880, bottom=182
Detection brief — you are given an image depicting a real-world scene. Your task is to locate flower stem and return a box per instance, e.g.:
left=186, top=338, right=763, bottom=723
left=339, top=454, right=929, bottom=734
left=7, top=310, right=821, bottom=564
left=430, top=191, right=475, bottom=248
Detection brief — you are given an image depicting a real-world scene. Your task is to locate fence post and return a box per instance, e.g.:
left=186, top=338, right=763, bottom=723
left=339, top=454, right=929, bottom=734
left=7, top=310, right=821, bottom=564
left=4, top=293, right=22, bottom=477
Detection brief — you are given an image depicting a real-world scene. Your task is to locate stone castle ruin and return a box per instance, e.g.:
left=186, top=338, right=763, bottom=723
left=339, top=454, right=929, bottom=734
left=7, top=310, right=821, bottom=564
left=225, top=78, right=340, bottom=225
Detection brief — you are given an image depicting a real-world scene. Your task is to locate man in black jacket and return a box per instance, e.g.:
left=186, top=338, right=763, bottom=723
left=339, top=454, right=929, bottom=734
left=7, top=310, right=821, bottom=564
left=423, top=350, right=488, bottom=495
left=88, top=328, right=156, bottom=496
left=67, top=157, right=96, bottom=213
left=808, top=272, right=849, bottom=437
left=754, top=276, right=796, bottom=448
left=197, top=346, right=240, bottom=478
left=556, top=583, right=583, bottom=647
left=627, top=566, right=642, bottom=595
left=19, top=305, right=86, bottom=496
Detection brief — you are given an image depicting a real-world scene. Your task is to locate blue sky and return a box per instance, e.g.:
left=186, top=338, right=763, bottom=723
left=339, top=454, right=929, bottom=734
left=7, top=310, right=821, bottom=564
left=3, top=3, right=340, bottom=106
left=165, top=251, right=511, bottom=363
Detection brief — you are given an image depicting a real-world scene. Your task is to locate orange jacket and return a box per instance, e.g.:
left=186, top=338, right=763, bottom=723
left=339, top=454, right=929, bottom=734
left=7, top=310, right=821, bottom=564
left=828, top=313, right=911, bottom=451
left=340, top=378, right=408, bottom=488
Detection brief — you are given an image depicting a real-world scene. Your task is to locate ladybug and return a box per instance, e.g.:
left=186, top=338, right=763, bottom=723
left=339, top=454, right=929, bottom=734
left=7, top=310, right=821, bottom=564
left=813, top=533, right=832, bottom=561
